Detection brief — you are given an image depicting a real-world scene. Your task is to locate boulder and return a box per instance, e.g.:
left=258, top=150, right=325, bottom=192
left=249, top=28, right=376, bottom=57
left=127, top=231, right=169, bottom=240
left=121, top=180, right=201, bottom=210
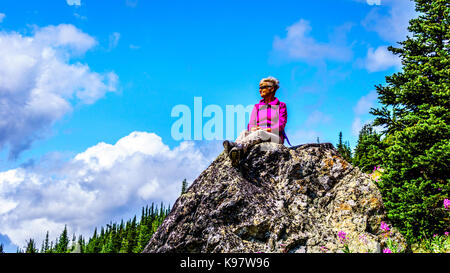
left=143, top=142, right=406, bottom=253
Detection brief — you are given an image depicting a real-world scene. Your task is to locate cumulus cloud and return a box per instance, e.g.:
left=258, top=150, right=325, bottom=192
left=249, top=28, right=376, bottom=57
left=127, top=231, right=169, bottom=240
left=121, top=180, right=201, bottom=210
left=354, top=90, right=378, bottom=115
left=66, top=0, right=81, bottom=6
left=362, top=0, right=416, bottom=43
left=366, top=0, right=381, bottom=5
left=0, top=131, right=221, bottom=250
left=305, top=110, right=333, bottom=126
left=364, top=46, right=402, bottom=72
left=0, top=24, right=118, bottom=159
left=352, top=117, right=365, bottom=136
left=352, top=90, right=379, bottom=136
left=272, top=19, right=353, bottom=64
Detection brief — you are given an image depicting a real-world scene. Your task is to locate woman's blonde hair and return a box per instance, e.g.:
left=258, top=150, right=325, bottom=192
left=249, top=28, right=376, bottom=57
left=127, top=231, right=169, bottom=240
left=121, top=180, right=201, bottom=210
left=260, top=76, right=280, bottom=92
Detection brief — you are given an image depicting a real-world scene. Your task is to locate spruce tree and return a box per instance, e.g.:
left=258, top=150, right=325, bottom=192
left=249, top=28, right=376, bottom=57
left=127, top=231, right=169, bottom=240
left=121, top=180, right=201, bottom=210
left=25, top=239, right=38, bottom=253
left=43, top=231, right=50, bottom=253
left=336, top=131, right=353, bottom=163
left=353, top=123, right=385, bottom=173
left=370, top=0, right=450, bottom=242
left=181, top=178, right=188, bottom=194
left=55, top=225, right=69, bottom=253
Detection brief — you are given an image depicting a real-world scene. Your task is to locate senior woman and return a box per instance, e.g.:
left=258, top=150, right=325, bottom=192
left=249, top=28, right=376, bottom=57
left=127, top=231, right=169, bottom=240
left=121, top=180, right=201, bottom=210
left=223, top=76, right=288, bottom=166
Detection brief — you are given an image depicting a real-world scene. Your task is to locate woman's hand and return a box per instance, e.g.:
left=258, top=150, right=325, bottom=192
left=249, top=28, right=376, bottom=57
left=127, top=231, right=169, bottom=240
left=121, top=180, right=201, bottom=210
left=250, top=126, right=271, bottom=132
left=251, top=126, right=260, bottom=132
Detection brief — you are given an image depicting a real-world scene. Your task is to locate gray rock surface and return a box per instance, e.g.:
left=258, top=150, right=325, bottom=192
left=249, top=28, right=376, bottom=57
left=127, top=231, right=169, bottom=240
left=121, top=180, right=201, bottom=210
left=143, top=142, right=406, bottom=253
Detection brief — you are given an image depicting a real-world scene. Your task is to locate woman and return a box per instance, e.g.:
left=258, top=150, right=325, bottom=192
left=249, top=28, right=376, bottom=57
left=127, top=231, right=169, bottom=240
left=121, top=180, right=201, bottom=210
left=223, top=76, right=288, bottom=166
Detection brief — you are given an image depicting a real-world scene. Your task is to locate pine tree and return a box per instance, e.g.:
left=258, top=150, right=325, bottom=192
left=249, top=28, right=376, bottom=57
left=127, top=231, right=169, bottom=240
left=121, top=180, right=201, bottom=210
left=55, top=225, right=69, bottom=253
left=181, top=178, right=188, bottom=194
left=369, top=0, right=450, bottom=242
left=77, top=235, right=85, bottom=253
left=353, top=123, right=385, bottom=173
left=336, top=131, right=352, bottom=163
left=25, top=238, right=38, bottom=253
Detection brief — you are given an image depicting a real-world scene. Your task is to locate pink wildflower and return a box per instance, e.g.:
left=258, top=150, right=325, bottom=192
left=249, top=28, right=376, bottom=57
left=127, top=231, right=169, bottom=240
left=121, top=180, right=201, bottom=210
left=444, top=199, right=450, bottom=210
left=445, top=232, right=449, bottom=236
left=380, top=221, right=390, bottom=232
left=383, top=248, right=392, bottom=253
left=338, top=231, right=347, bottom=242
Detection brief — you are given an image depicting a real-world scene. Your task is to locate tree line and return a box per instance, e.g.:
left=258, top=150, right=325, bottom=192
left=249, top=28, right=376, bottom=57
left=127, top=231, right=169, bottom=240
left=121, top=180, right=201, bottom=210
left=6, top=203, right=170, bottom=253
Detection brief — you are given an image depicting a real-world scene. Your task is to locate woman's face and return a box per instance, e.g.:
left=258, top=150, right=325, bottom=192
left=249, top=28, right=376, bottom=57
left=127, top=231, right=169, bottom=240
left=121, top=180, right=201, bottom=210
left=259, top=82, right=274, bottom=98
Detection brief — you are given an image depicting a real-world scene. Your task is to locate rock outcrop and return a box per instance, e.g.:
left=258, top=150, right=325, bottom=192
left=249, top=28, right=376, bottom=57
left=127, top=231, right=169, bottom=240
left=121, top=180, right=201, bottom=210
left=143, top=142, right=406, bottom=253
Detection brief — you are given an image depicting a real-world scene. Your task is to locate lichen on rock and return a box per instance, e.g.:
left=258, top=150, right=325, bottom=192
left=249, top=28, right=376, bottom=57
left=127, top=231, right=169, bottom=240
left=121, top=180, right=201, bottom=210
left=143, top=142, right=406, bottom=253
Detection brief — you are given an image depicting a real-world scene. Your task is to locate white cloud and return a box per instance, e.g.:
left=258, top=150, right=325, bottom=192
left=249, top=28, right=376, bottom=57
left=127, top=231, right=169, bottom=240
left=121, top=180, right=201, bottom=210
left=0, top=24, right=118, bottom=159
left=108, top=32, right=120, bottom=50
left=272, top=19, right=353, bottom=63
left=367, top=0, right=381, bottom=5
left=362, top=0, right=416, bottom=43
left=364, top=46, right=402, bottom=72
left=354, top=90, right=378, bottom=115
left=352, top=117, right=364, bottom=136
left=0, top=131, right=221, bottom=250
left=0, top=13, right=5, bottom=23
left=66, top=0, right=81, bottom=6
left=305, top=110, right=332, bottom=126
left=352, top=90, right=379, bottom=136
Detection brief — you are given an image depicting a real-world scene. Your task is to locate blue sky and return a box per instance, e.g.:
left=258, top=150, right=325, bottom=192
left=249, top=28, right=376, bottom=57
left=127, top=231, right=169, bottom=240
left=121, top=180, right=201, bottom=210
left=0, top=0, right=417, bottom=252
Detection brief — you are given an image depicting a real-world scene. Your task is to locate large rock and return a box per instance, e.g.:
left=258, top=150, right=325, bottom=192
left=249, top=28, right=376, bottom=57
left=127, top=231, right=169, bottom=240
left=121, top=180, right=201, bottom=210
left=143, top=142, right=406, bottom=253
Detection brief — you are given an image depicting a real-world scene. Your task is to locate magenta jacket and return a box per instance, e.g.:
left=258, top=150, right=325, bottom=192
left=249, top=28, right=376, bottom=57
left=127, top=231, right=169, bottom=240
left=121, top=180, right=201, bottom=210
left=247, top=97, right=288, bottom=144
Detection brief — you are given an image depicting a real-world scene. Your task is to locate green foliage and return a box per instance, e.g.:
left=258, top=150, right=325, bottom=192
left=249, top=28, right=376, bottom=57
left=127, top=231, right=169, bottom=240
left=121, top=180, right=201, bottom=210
left=353, top=123, right=385, bottom=173
left=413, top=233, right=450, bottom=253
left=25, top=239, right=38, bottom=253
left=15, top=202, right=169, bottom=253
left=370, top=0, right=450, bottom=243
left=54, top=225, right=69, bottom=253
left=336, top=131, right=352, bottom=163
left=181, top=178, right=188, bottom=195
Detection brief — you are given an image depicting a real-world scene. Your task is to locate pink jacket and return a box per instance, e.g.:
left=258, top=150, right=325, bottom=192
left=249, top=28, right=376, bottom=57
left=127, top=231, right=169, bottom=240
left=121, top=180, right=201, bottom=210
left=247, top=97, right=288, bottom=144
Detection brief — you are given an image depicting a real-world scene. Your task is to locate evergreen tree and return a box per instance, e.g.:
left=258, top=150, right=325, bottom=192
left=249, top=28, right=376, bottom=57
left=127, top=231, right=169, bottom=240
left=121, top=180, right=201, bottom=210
left=336, top=131, right=353, bottom=163
left=0, top=243, right=4, bottom=253
left=25, top=238, right=38, bottom=253
left=353, top=123, right=385, bottom=173
left=369, top=0, right=450, bottom=242
left=77, top=235, right=85, bottom=253
left=55, top=225, right=69, bottom=253
left=40, top=231, right=50, bottom=253
left=181, top=178, right=188, bottom=194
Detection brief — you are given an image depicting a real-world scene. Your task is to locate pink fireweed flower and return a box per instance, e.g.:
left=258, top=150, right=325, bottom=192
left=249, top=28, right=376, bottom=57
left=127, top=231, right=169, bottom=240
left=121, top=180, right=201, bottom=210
left=338, top=231, right=347, bottom=242
left=444, top=199, right=450, bottom=210
left=380, top=221, right=390, bottom=232
left=383, top=248, right=392, bottom=253
left=445, top=232, right=449, bottom=236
